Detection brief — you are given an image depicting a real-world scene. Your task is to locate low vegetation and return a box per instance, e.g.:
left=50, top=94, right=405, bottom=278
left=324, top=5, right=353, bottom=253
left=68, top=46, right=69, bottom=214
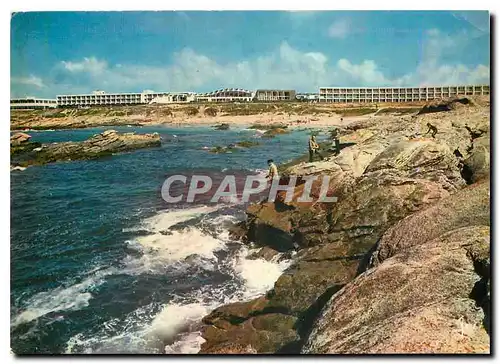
left=336, top=108, right=376, bottom=117
left=376, top=107, right=421, bottom=115
left=204, top=107, right=218, bottom=117
left=184, top=106, right=200, bottom=116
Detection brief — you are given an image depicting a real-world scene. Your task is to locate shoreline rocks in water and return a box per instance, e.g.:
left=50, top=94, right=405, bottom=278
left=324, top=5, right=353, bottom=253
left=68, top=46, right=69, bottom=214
left=198, top=96, right=490, bottom=354
left=213, top=123, right=230, bottom=130
left=208, top=140, right=261, bottom=153
left=10, top=129, right=161, bottom=167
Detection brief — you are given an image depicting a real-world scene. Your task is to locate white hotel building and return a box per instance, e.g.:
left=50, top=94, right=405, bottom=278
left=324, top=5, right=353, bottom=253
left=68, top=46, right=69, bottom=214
left=56, top=90, right=195, bottom=107
left=10, top=97, right=58, bottom=110
left=319, top=85, right=490, bottom=103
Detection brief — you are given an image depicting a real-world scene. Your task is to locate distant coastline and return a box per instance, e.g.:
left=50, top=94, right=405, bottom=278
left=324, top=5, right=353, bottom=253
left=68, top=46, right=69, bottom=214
left=10, top=101, right=426, bottom=131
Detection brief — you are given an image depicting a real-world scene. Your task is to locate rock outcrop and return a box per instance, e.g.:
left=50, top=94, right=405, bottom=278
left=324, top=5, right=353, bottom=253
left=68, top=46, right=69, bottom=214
left=213, top=123, right=230, bottom=130
left=10, top=132, right=32, bottom=146
left=262, top=128, right=290, bottom=138
left=198, top=96, right=490, bottom=354
left=463, top=135, right=490, bottom=184
left=417, top=96, right=476, bottom=115
left=11, top=130, right=161, bottom=167
left=303, top=180, right=490, bottom=354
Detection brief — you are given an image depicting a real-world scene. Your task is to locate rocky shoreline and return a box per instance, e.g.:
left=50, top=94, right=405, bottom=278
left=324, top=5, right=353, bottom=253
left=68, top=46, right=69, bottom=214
left=197, top=96, right=491, bottom=354
left=10, top=102, right=425, bottom=131
left=10, top=130, right=161, bottom=168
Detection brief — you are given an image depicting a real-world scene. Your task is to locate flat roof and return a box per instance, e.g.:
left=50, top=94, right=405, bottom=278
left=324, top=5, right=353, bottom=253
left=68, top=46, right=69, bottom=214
left=56, top=91, right=196, bottom=97
left=11, top=98, right=57, bottom=101
left=319, top=84, right=489, bottom=89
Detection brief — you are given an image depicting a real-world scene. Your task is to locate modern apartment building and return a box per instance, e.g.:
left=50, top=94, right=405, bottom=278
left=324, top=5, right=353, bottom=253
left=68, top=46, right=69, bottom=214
left=195, top=88, right=254, bottom=102
left=149, top=92, right=196, bottom=104
left=319, top=85, right=490, bottom=103
left=56, top=90, right=174, bottom=107
left=254, top=89, right=296, bottom=101
left=296, top=93, right=320, bottom=102
left=10, top=97, right=58, bottom=110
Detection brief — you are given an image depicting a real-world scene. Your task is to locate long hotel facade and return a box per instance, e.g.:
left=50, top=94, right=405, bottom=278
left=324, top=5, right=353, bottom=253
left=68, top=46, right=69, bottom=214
left=56, top=90, right=196, bottom=107
left=11, top=84, right=490, bottom=110
left=319, top=85, right=490, bottom=103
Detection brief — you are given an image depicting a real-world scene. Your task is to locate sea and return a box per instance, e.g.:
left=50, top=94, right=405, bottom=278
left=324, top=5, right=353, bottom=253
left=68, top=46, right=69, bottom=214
left=10, top=124, right=327, bottom=354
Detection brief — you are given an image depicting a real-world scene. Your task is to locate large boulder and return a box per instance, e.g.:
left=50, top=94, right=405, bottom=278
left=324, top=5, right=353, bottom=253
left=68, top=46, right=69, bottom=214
left=370, top=179, right=490, bottom=266
left=303, top=225, right=490, bottom=354
left=365, top=139, right=465, bottom=191
left=10, top=132, right=31, bottom=146
left=267, top=258, right=359, bottom=315
left=418, top=96, right=476, bottom=115
left=329, top=140, right=386, bottom=177
left=463, top=135, right=490, bottom=184
left=200, top=312, right=299, bottom=354
left=327, top=171, right=451, bottom=252
left=303, top=179, right=490, bottom=354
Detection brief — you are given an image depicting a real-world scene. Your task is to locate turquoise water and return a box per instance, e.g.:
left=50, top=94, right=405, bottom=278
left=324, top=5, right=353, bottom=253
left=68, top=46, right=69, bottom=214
left=10, top=125, right=324, bottom=354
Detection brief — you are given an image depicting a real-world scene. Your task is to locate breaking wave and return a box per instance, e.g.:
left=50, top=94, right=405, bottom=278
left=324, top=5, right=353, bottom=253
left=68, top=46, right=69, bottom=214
left=11, top=267, right=115, bottom=328
left=61, top=205, right=291, bottom=354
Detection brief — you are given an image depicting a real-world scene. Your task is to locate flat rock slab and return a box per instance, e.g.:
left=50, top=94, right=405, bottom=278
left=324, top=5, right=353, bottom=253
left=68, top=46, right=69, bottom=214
left=11, top=130, right=161, bottom=167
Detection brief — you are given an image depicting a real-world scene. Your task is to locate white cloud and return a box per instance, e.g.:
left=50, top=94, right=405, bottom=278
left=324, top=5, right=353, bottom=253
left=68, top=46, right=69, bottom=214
left=400, top=28, right=490, bottom=86
left=10, top=29, right=490, bottom=98
left=336, top=59, right=391, bottom=85
left=11, top=75, right=45, bottom=89
left=61, top=57, right=107, bottom=73
left=328, top=18, right=351, bottom=39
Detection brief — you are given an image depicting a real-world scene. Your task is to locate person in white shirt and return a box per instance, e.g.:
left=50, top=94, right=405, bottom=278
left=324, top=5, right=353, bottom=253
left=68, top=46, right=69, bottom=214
left=266, top=159, right=278, bottom=181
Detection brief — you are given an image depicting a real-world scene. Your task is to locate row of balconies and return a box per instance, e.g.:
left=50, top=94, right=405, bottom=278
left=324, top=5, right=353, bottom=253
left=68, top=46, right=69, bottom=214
left=320, top=86, right=487, bottom=93
left=65, top=99, right=142, bottom=101
left=58, top=98, right=142, bottom=101
left=321, top=90, right=486, bottom=97
left=59, top=100, right=143, bottom=104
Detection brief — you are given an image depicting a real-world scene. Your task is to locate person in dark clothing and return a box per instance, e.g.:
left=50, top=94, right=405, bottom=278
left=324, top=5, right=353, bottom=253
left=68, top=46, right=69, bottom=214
left=425, top=122, right=438, bottom=138
left=329, top=128, right=341, bottom=155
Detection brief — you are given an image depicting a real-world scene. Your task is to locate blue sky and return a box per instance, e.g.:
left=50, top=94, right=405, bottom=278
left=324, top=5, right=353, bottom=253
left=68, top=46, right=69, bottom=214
left=10, top=11, right=490, bottom=98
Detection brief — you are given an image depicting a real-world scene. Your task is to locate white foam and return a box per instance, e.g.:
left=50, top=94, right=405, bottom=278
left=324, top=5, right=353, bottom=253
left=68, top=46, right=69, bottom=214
left=243, top=128, right=265, bottom=134
left=147, top=303, right=209, bottom=344
left=123, top=228, right=226, bottom=274
left=126, top=205, right=220, bottom=233
left=65, top=302, right=159, bottom=354
left=161, top=246, right=292, bottom=353
left=233, top=246, right=292, bottom=299
left=11, top=166, right=27, bottom=172
left=12, top=268, right=114, bottom=327
left=121, top=206, right=229, bottom=274
left=163, top=332, right=205, bottom=354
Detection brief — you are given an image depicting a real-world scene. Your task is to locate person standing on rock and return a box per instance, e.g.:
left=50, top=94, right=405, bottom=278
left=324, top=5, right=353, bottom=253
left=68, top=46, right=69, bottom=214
left=329, top=128, right=341, bottom=155
left=308, top=135, right=324, bottom=162
left=425, top=122, right=438, bottom=138
left=266, top=159, right=278, bottom=181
